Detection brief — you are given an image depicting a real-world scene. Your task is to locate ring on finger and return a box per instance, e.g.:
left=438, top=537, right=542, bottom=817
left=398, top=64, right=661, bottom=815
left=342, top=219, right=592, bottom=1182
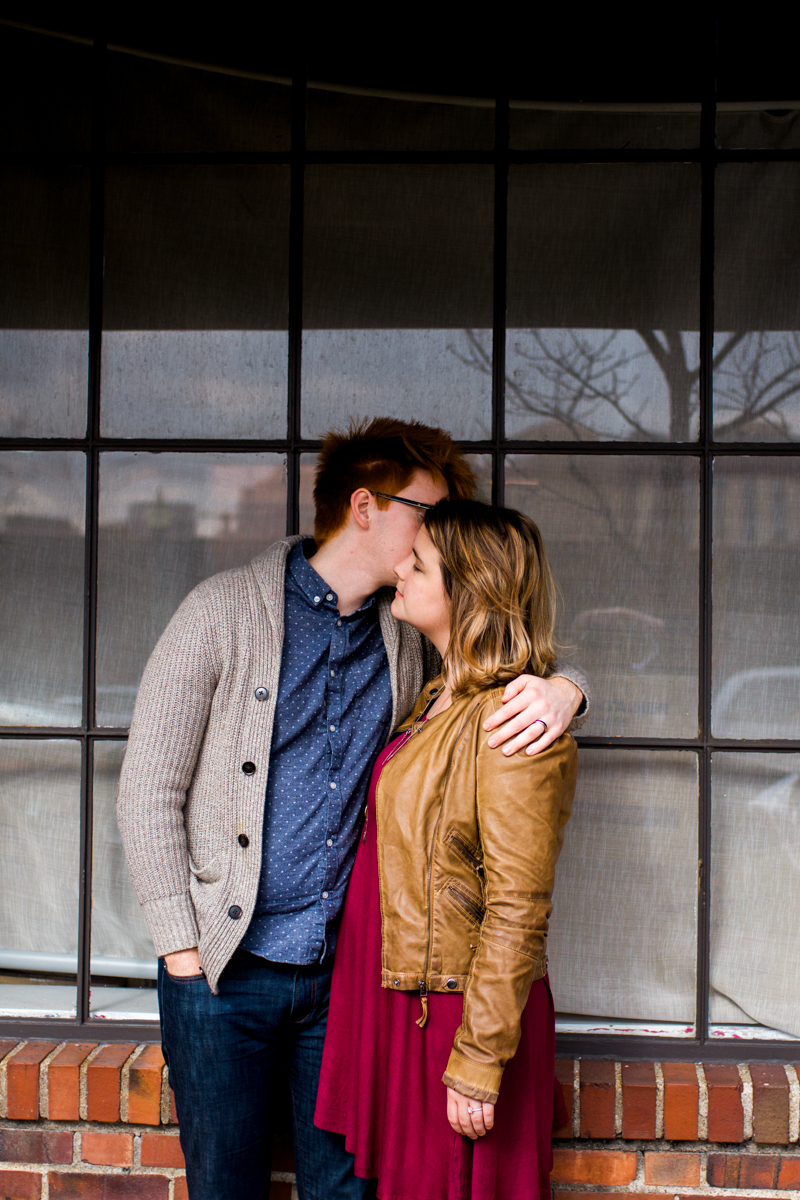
left=532, top=718, right=548, bottom=734
left=467, top=1106, right=482, bottom=1115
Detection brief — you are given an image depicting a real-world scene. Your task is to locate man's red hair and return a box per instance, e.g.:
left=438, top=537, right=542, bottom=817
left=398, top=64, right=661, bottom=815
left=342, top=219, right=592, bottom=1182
left=313, top=417, right=475, bottom=545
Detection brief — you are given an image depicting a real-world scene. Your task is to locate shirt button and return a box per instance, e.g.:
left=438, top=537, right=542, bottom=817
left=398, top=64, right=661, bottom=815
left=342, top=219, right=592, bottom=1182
left=330, top=781, right=336, bottom=790
left=241, top=761, right=256, bottom=775
left=326, top=839, right=333, bottom=847
left=330, top=670, right=336, bottom=677
left=228, top=905, right=243, bottom=920
left=329, top=725, right=336, bottom=732
left=322, top=891, right=329, bottom=899
left=254, top=687, right=268, bottom=701
left=326, top=593, right=334, bottom=601
left=314, top=595, right=321, bottom=603
left=337, top=619, right=342, bottom=627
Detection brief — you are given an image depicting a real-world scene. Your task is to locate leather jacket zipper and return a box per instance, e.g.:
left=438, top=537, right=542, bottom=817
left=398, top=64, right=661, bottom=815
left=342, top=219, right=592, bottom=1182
left=448, top=830, right=483, bottom=873
left=417, top=699, right=482, bottom=1029
left=447, top=884, right=485, bottom=924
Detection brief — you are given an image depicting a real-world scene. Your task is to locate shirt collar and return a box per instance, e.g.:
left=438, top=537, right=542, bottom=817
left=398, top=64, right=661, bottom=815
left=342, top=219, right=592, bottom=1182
left=287, top=539, right=377, bottom=617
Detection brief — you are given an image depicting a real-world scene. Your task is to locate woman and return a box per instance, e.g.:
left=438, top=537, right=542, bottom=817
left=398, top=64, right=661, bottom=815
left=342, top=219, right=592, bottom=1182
left=315, top=499, right=577, bottom=1200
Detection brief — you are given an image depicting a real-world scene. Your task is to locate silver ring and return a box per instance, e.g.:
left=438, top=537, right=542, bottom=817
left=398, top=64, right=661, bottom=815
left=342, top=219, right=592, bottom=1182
left=533, top=718, right=548, bottom=734
left=467, top=1106, right=482, bottom=1114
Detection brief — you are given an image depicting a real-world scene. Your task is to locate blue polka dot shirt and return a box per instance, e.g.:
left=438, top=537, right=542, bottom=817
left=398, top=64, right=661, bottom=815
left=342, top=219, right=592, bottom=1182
left=241, top=540, right=393, bottom=964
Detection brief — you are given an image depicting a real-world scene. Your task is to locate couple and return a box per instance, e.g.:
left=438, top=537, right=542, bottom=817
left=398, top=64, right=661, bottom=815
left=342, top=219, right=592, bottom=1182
left=117, top=418, right=585, bottom=1200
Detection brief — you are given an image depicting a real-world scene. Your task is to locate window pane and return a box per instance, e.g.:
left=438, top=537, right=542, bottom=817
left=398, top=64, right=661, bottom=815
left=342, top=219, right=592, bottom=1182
left=0, top=740, right=80, bottom=1017
left=715, top=165, right=800, bottom=440
left=510, top=103, right=700, bottom=150
left=506, top=454, right=699, bottom=737
left=717, top=105, right=800, bottom=150
left=711, top=753, right=800, bottom=1038
left=506, top=166, right=701, bottom=441
left=102, top=166, right=289, bottom=438
left=307, top=85, right=494, bottom=150
left=0, top=168, right=89, bottom=437
left=91, top=741, right=158, bottom=1020
left=549, top=749, right=697, bottom=1025
left=97, top=452, right=286, bottom=727
left=106, top=49, right=291, bottom=151
left=713, top=457, right=800, bottom=738
left=0, top=452, right=85, bottom=727
left=0, top=25, right=91, bottom=152
left=302, top=166, right=493, bottom=441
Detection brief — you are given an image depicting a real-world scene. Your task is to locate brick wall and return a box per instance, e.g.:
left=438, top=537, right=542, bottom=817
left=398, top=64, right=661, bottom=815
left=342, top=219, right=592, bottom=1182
left=4, top=1042, right=800, bottom=1198
left=0, top=1041, right=297, bottom=1199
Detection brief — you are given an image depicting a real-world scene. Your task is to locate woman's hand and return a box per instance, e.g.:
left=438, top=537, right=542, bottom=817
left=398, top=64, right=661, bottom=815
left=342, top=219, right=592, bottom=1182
left=446, top=1086, right=495, bottom=1139
left=484, top=674, right=583, bottom=756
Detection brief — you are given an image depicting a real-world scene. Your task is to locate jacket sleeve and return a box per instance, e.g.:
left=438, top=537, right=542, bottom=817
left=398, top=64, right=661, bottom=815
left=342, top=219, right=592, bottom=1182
left=116, top=581, right=223, bottom=957
left=441, top=723, right=578, bottom=1104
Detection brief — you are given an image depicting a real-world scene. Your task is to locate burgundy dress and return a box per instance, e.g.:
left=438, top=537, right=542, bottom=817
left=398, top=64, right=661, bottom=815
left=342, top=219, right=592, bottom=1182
left=315, top=727, right=567, bottom=1200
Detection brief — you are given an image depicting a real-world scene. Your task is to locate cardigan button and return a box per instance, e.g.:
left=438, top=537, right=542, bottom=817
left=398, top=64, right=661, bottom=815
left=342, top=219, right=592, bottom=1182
left=241, top=761, right=256, bottom=774
left=446, top=978, right=458, bottom=990
left=254, top=687, right=268, bottom=701
left=238, top=833, right=249, bottom=848
left=228, top=905, right=243, bottom=920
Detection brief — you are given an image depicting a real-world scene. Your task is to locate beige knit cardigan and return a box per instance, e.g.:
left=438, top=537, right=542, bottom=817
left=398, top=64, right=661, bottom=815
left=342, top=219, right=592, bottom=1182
left=117, top=536, right=589, bottom=992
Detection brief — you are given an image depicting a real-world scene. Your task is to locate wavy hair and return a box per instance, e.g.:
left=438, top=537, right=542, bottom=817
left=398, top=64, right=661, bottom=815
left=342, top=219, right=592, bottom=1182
left=424, top=499, right=557, bottom=695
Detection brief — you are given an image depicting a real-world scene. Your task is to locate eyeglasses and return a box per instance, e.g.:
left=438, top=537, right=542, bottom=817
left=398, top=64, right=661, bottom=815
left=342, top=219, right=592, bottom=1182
left=369, top=491, right=434, bottom=512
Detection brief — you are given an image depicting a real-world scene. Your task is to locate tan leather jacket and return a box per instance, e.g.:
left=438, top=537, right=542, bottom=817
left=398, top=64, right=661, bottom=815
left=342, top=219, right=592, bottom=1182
left=376, top=676, right=577, bottom=1104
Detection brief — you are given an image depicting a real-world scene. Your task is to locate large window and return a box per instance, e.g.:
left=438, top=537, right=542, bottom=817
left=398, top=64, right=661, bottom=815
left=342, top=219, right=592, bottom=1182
left=2, top=18, right=800, bottom=1054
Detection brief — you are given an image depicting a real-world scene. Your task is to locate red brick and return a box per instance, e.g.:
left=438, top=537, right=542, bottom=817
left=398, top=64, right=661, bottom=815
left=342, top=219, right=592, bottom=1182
left=580, top=1060, right=615, bottom=1138
left=554, top=1193, right=663, bottom=1200
left=127, top=1045, right=165, bottom=1126
left=662, top=1061, right=699, bottom=1141
left=751, top=1064, right=790, bottom=1144
left=707, top=1152, right=741, bottom=1188
left=777, top=1155, right=800, bottom=1189
left=704, top=1062, right=744, bottom=1143
left=48, top=1043, right=97, bottom=1121
left=0, top=1171, right=41, bottom=1200
left=553, top=1059, right=573, bottom=1137
left=621, top=1061, right=656, bottom=1139
left=80, top=1131, right=133, bottom=1167
left=740, top=1155, right=780, bottom=1188
left=173, top=1180, right=188, bottom=1200
left=268, top=1186, right=293, bottom=1200
left=49, top=1174, right=169, bottom=1199
left=85, top=1043, right=136, bottom=1122
left=169, top=1087, right=177, bottom=1124
left=644, top=1150, right=701, bottom=1185
left=0, top=1039, right=21, bottom=1060
left=140, top=1133, right=185, bottom=1168
left=0, top=1129, right=72, bottom=1164
left=551, top=1148, right=637, bottom=1185
left=5, top=1042, right=56, bottom=1119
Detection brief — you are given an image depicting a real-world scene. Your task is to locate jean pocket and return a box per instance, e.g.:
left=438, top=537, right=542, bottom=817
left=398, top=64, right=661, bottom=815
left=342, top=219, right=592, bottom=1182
left=165, top=970, right=206, bottom=983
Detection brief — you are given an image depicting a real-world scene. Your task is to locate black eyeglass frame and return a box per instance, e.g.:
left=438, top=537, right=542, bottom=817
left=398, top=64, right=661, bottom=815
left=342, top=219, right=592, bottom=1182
left=369, top=490, right=435, bottom=512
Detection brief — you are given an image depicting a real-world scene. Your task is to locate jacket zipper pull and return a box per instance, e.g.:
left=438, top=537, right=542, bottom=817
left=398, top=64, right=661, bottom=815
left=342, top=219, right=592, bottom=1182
left=416, top=979, right=429, bottom=1029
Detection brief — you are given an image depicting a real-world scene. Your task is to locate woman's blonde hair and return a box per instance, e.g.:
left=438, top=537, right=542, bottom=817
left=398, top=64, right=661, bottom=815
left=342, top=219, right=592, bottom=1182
left=424, top=499, right=557, bottom=696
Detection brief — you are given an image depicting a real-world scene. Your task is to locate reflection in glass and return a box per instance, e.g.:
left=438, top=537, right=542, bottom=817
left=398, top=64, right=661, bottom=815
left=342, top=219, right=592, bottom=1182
left=307, top=84, right=494, bottom=150
left=717, top=105, right=800, bottom=150
left=0, top=168, right=90, bottom=437
left=106, top=50, right=291, bottom=152
left=715, top=165, right=800, bottom=440
left=102, top=166, right=289, bottom=438
left=510, top=102, right=700, bottom=151
left=0, top=740, right=80, bottom=1017
left=91, top=742, right=158, bottom=1019
left=97, top=453, right=286, bottom=727
left=711, top=753, right=800, bottom=1037
left=507, top=455, right=699, bottom=737
left=302, top=166, right=493, bottom=441
left=549, top=749, right=697, bottom=1025
left=713, top=458, right=800, bottom=738
left=0, top=452, right=85, bottom=726
left=507, top=165, right=701, bottom=441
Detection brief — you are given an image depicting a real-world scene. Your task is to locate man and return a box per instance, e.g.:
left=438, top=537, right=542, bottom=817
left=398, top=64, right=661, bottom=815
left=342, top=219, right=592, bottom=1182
left=117, top=418, right=588, bottom=1200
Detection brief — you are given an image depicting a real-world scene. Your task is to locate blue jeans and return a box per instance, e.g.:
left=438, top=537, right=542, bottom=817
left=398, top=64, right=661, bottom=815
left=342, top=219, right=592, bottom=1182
left=158, top=949, right=377, bottom=1200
